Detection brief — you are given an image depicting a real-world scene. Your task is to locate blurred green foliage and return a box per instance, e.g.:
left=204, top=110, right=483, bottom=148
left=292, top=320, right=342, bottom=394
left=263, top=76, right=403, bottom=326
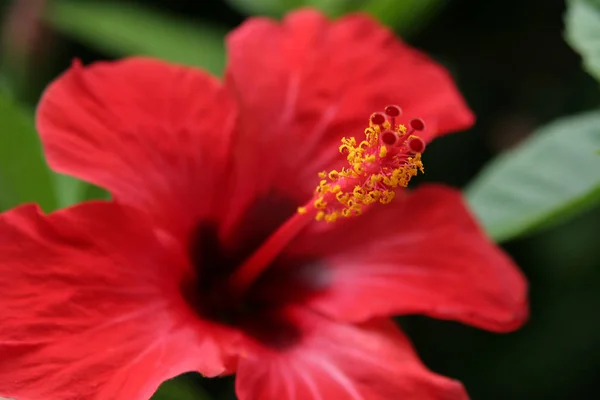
left=466, top=111, right=600, bottom=242
left=1, top=0, right=600, bottom=399
left=47, top=0, right=227, bottom=75
left=0, top=93, right=106, bottom=211
left=225, top=0, right=305, bottom=18
left=360, top=0, right=445, bottom=35
left=152, top=375, right=212, bottom=400
left=462, top=0, right=600, bottom=243
left=565, top=0, right=600, bottom=82
left=225, top=0, right=445, bottom=35
left=0, top=94, right=56, bottom=211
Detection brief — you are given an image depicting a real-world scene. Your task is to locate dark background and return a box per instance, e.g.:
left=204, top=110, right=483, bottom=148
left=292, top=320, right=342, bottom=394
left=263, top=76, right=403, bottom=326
left=1, top=0, right=599, bottom=399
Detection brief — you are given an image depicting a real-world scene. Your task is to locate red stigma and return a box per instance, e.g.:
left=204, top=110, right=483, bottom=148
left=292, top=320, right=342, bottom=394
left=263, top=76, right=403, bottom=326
left=408, top=137, right=426, bottom=153
left=370, top=112, right=386, bottom=126
left=409, top=118, right=425, bottom=131
left=380, top=130, right=398, bottom=146
left=384, top=105, right=402, bottom=118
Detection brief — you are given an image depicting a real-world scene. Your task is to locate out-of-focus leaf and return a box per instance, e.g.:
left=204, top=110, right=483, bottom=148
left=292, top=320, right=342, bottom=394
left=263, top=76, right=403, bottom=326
left=151, top=376, right=212, bottom=400
left=46, top=0, right=227, bottom=75
left=0, top=95, right=57, bottom=211
left=53, top=174, right=83, bottom=209
left=0, top=73, right=13, bottom=97
left=360, top=0, right=446, bottom=34
left=303, top=0, right=365, bottom=17
left=52, top=174, right=109, bottom=209
left=466, top=111, right=600, bottom=242
left=226, top=0, right=443, bottom=34
left=565, top=0, right=600, bottom=82
left=225, top=0, right=304, bottom=18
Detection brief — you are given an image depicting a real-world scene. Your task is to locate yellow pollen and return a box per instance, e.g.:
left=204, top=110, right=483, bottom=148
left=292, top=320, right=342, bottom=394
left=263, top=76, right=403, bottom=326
left=379, top=145, right=388, bottom=158
left=304, top=109, right=426, bottom=222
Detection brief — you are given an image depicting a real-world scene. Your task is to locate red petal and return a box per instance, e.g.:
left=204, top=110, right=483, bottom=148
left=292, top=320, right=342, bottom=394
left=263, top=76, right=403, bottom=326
left=235, top=310, right=467, bottom=400
left=0, top=203, right=239, bottom=400
left=289, top=185, right=528, bottom=332
left=36, top=58, right=237, bottom=237
left=224, top=9, right=474, bottom=202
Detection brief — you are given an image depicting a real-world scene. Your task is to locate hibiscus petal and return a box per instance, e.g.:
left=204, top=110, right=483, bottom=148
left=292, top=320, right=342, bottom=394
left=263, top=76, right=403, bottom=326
left=36, top=58, right=237, bottom=236
left=288, top=184, right=528, bottom=332
left=0, top=202, right=238, bottom=400
left=224, top=9, right=474, bottom=202
left=236, top=310, right=467, bottom=400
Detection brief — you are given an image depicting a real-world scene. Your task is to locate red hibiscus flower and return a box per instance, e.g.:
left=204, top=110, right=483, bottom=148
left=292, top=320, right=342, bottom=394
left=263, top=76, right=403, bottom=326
left=0, top=9, right=527, bottom=400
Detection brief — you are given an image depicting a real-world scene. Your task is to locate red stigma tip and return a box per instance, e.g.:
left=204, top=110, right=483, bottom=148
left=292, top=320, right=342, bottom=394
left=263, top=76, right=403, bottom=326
left=370, top=112, right=386, bottom=126
left=408, top=137, right=426, bottom=153
left=409, top=118, right=425, bottom=131
left=380, top=130, right=398, bottom=146
left=384, top=105, right=402, bottom=118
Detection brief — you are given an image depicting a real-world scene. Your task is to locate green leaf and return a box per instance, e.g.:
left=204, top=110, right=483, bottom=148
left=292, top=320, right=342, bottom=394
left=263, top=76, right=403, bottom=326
left=0, top=95, right=57, bottom=211
left=465, top=111, right=600, bottom=242
left=226, top=0, right=443, bottom=34
left=46, top=0, right=227, bottom=75
left=303, top=0, right=365, bottom=17
left=360, top=0, right=446, bottom=34
left=52, top=174, right=109, bottom=209
left=565, top=0, right=600, bottom=82
left=151, top=376, right=212, bottom=400
left=225, top=0, right=304, bottom=18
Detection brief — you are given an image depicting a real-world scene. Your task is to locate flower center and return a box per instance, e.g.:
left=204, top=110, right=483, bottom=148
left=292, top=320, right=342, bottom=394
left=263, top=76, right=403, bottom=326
left=185, top=203, right=318, bottom=349
left=227, top=105, right=426, bottom=295
left=185, top=106, right=426, bottom=348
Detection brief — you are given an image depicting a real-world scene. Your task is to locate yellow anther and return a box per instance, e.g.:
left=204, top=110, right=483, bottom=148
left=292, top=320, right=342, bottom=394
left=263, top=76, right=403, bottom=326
left=325, top=213, right=339, bottom=223
left=353, top=186, right=365, bottom=199
left=370, top=174, right=383, bottom=184
left=314, top=197, right=327, bottom=209
left=336, top=191, right=349, bottom=202
left=379, top=145, right=388, bottom=158
left=297, top=206, right=307, bottom=214
left=380, top=191, right=396, bottom=204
